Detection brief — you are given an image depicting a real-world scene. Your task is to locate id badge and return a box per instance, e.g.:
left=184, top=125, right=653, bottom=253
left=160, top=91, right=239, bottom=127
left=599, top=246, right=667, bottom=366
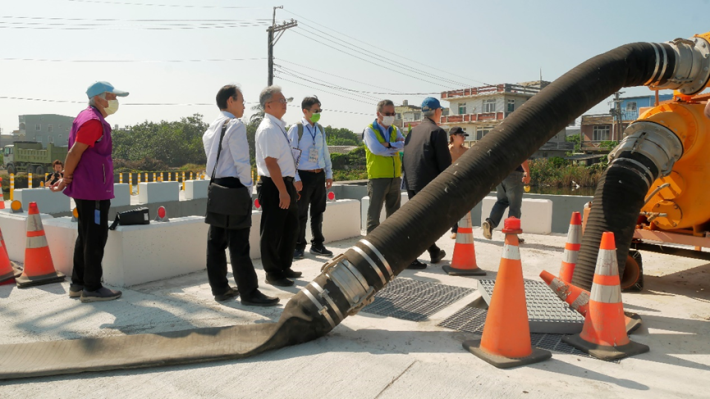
left=94, top=209, right=101, bottom=225
left=308, top=147, right=319, bottom=164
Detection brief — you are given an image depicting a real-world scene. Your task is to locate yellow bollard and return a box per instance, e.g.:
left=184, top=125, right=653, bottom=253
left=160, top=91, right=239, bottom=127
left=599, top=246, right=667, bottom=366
left=190, top=172, right=193, bottom=180
left=9, top=174, right=14, bottom=200
left=161, top=172, right=165, bottom=182
left=28, top=173, right=33, bottom=189
left=128, top=173, right=133, bottom=195
left=137, top=174, right=141, bottom=195
left=40, top=181, right=44, bottom=188
left=153, top=172, right=156, bottom=182
left=182, top=171, right=185, bottom=189
left=144, top=172, right=148, bottom=182
left=119, top=173, right=123, bottom=184
left=45, top=173, right=49, bottom=182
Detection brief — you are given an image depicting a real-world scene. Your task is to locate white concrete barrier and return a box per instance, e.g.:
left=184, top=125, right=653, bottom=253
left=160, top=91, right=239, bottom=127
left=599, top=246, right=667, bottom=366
left=112, top=183, right=131, bottom=207
left=43, top=217, right=78, bottom=276
left=360, top=192, right=409, bottom=232
left=102, top=216, right=208, bottom=287
left=184, top=179, right=209, bottom=200
left=480, top=197, right=553, bottom=235
left=0, top=210, right=54, bottom=263
left=138, top=181, right=180, bottom=204
left=14, top=188, right=71, bottom=215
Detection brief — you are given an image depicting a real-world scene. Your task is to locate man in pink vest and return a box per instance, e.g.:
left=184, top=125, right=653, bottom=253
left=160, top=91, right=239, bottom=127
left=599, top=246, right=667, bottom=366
left=51, top=81, right=128, bottom=303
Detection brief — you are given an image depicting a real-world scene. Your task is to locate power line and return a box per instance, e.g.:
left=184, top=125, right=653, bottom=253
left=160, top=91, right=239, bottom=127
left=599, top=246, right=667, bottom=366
left=284, top=9, right=490, bottom=86
left=275, top=66, right=380, bottom=102
left=297, top=24, right=471, bottom=88
left=274, top=75, right=376, bottom=106
left=67, top=0, right=269, bottom=9
left=0, top=16, right=271, bottom=22
left=290, top=30, right=456, bottom=91
left=277, top=58, right=401, bottom=92
left=277, top=64, right=440, bottom=96
left=0, top=57, right=265, bottom=63
left=0, top=21, right=269, bottom=30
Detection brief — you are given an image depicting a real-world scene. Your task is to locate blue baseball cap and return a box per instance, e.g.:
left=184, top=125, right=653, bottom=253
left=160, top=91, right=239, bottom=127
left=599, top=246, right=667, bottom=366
left=86, top=81, right=129, bottom=99
left=421, top=97, right=443, bottom=112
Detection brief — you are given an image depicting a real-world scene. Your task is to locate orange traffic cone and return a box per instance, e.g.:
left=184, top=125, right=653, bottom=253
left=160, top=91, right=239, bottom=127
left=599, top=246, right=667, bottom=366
left=0, top=228, right=14, bottom=286
left=540, top=270, right=642, bottom=334
left=462, top=217, right=551, bottom=368
left=443, top=211, right=486, bottom=276
left=559, top=212, right=581, bottom=283
left=562, top=232, right=649, bottom=360
left=16, top=202, right=65, bottom=288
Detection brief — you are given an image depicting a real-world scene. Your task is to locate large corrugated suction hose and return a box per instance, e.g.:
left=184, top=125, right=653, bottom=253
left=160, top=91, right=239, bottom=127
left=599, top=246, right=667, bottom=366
left=0, top=41, right=686, bottom=380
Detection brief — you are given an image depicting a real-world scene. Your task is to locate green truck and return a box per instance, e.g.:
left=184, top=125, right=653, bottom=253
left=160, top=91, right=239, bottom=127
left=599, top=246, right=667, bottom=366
left=2, top=141, right=69, bottom=175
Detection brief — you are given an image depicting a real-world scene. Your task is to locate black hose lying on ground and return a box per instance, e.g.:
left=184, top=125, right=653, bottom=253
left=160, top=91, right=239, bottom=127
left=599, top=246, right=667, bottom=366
left=0, top=41, right=676, bottom=380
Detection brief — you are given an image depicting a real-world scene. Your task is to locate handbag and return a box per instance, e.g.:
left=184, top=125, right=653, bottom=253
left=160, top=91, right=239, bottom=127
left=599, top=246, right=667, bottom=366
left=205, top=120, right=252, bottom=229
left=108, top=207, right=150, bottom=230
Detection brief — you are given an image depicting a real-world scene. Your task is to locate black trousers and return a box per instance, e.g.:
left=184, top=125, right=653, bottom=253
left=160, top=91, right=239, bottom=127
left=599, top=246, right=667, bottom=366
left=257, top=176, right=299, bottom=279
left=72, top=198, right=110, bottom=292
left=206, top=225, right=258, bottom=297
left=296, top=170, right=327, bottom=250
left=407, top=190, right=441, bottom=255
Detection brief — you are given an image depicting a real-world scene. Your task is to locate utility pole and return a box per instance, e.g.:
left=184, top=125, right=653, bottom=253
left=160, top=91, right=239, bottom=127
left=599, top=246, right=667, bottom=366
left=611, top=91, right=624, bottom=141
left=267, top=6, right=297, bottom=86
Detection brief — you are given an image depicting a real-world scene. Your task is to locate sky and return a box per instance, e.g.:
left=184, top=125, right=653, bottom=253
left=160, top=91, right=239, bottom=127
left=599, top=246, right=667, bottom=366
left=1, top=0, right=710, bottom=135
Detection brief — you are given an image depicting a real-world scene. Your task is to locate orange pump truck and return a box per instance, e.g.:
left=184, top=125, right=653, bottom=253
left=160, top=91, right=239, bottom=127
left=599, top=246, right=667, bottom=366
left=579, top=34, right=710, bottom=291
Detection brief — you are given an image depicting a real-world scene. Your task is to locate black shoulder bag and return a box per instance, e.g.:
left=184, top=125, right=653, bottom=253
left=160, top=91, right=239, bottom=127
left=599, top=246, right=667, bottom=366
left=109, top=207, right=150, bottom=230
left=205, top=120, right=252, bottom=229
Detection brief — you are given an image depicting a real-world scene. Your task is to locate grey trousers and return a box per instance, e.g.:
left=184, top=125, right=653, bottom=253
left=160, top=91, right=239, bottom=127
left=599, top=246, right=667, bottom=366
left=366, top=177, right=401, bottom=234
left=488, top=171, right=524, bottom=228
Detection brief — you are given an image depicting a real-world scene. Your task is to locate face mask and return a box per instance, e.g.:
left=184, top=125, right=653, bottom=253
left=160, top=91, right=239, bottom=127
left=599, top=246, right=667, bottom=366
left=382, top=116, right=395, bottom=126
left=309, top=113, right=321, bottom=123
left=104, top=99, right=119, bottom=116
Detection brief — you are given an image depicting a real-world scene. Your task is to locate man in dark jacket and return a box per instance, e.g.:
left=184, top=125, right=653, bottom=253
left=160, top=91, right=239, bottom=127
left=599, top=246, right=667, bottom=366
left=402, top=97, right=451, bottom=269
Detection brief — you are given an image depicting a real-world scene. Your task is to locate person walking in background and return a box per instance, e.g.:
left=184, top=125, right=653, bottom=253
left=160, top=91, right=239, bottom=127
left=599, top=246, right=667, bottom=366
left=202, top=84, right=278, bottom=306
left=50, top=81, right=126, bottom=303
left=448, top=127, right=468, bottom=239
left=482, top=161, right=531, bottom=243
left=363, top=99, right=404, bottom=234
left=288, top=96, right=334, bottom=260
left=255, top=85, right=302, bottom=287
left=402, top=97, right=451, bottom=269
left=46, top=160, right=64, bottom=186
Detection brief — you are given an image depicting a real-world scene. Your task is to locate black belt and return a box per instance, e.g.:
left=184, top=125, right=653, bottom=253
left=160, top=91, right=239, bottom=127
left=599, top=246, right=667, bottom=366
left=260, top=176, right=294, bottom=182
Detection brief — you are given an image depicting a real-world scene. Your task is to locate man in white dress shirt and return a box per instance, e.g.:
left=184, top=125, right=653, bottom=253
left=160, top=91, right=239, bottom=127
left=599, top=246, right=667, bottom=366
left=202, top=85, right=279, bottom=306
left=255, top=85, right=302, bottom=287
left=287, top=96, right=334, bottom=260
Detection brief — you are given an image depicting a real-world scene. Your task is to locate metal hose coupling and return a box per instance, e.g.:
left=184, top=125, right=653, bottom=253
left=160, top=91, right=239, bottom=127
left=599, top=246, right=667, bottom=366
left=608, top=121, right=683, bottom=188
left=646, top=33, right=710, bottom=95
left=299, top=239, right=395, bottom=329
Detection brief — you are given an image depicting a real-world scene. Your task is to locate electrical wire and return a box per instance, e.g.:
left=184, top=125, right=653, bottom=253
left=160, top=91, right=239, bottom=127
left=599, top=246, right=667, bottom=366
left=274, top=74, right=376, bottom=106
left=277, top=64, right=440, bottom=96
left=297, top=24, right=471, bottom=88
left=0, top=20, right=269, bottom=30
left=67, top=0, right=269, bottom=9
left=275, top=66, right=380, bottom=102
left=284, top=9, right=490, bottom=86
left=290, top=30, right=456, bottom=91
left=0, top=57, right=266, bottom=63
left=277, top=58, right=401, bottom=92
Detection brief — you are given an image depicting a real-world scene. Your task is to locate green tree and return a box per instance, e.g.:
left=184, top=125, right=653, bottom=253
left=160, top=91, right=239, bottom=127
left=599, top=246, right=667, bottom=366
left=324, top=126, right=359, bottom=146
left=566, top=134, right=581, bottom=152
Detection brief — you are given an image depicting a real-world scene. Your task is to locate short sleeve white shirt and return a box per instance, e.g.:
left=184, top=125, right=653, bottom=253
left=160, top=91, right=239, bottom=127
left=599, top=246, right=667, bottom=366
left=255, top=113, right=297, bottom=178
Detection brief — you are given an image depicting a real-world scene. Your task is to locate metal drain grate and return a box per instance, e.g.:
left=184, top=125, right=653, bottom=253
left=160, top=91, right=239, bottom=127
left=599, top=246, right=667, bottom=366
left=477, top=279, right=585, bottom=334
left=361, top=278, right=474, bottom=322
left=438, top=306, right=588, bottom=356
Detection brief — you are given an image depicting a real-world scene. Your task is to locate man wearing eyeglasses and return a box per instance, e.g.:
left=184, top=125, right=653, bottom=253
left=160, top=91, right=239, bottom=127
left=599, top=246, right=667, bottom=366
left=255, top=85, right=302, bottom=287
left=363, top=99, right=405, bottom=234
left=287, top=96, right=334, bottom=260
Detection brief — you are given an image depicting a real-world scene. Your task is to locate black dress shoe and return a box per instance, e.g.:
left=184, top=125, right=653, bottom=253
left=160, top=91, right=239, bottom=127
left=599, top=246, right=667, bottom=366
left=407, top=259, right=427, bottom=270
left=242, top=290, right=280, bottom=307
left=293, top=248, right=305, bottom=259
left=310, top=245, right=334, bottom=256
left=430, top=249, right=446, bottom=264
left=283, top=269, right=302, bottom=278
left=266, top=275, right=294, bottom=287
left=214, top=287, right=238, bottom=302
